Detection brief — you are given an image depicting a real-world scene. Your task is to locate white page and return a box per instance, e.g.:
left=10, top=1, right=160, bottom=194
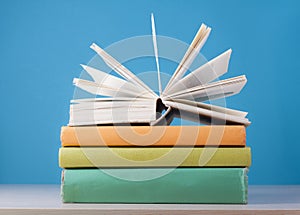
left=73, top=78, right=153, bottom=98
left=80, top=64, right=149, bottom=95
left=90, top=43, right=157, bottom=98
left=167, top=75, right=247, bottom=99
left=172, top=27, right=211, bottom=81
left=69, top=107, right=156, bottom=126
left=164, top=100, right=251, bottom=126
left=171, top=80, right=246, bottom=102
left=165, top=24, right=206, bottom=89
left=151, top=13, right=162, bottom=96
left=166, top=49, right=232, bottom=95
left=71, top=97, right=150, bottom=104
left=168, top=98, right=248, bottom=117
left=163, top=24, right=211, bottom=95
left=71, top=100, right=156, bottom=111
left=167, top=77, right=246, bottom=102
left=71, top=107, right=155, bottom=116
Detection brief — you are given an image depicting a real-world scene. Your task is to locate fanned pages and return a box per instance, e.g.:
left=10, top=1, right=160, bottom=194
left=165, top=49, right=232, bottom=96
left=69, top=14, right=250, bottom=126
left=170, top=99, right=248, bottom=118
left=166, top=75, right=247, bottom=101
left=77, top=64, right=154, bottom=98
left=81, top=64, right=143, bottom=93
left=163, top=100, right=250, bottom=126
left=90, top=43, right=157, bottom=98
left=163, top=24, right=211, bottom=95
left=73, top=78, right=152, bottom=98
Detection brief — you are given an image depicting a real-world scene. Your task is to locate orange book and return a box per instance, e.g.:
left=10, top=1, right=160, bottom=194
left=61, top=126, right=246, bottom=147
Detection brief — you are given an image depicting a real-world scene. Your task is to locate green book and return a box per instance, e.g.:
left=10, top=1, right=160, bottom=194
left=62, top=168, right=248, bottom=203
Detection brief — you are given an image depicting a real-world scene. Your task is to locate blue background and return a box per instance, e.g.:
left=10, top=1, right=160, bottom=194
left=0, top=0, right=299, bottom=184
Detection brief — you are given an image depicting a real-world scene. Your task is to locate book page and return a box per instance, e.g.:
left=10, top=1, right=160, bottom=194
left=69, top=106, right=156, bottom=126
left=71, top=97, right=151, bottom=104
left=73, top=78, right=154, bottom=98
left=164, top=100, right=250, bottom=126
left=166, top=49, right=232, bottom=95
left=163, top=24, right=211, bottom=95
left=71, top=100, right=156, bottom=111
left=90, top=43, right=157, bottom=98
left=80, top=64, right=147, bottom=94
left=151, top=13, right=162, bottom=96
left=69, top=110, right=156, bottom=126
left=169, top=98, right=248, bottom=117
left=166, top=75, right=247, bottom=101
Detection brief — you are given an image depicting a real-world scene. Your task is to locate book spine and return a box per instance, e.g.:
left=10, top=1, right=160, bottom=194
left=62, top=168, right=248, bottom=203
left=61, top=125, right=246, bottom=147
left=59, top=147, right=251, bottom=168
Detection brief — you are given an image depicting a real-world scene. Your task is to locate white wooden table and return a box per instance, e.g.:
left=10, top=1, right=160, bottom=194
left=0, top=185, right=299, bottom=214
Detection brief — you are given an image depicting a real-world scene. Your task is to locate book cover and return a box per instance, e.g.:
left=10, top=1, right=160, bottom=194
left=61, top=125, right=246, bottom=147
left=62, top=168, right=248, bottom=203
left=59, top=147, right=251, bottom=168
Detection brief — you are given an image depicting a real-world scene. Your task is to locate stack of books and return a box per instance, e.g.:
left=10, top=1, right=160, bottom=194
left=59, top=125, right=251, bottom=203
left=59, top=14, right=251, bottom=204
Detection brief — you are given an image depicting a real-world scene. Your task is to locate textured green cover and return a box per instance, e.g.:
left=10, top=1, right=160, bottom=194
left=62, top=168, right=248, bottom=204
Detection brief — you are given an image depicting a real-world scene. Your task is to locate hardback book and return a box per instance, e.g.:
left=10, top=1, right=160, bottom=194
left=62, top=168, right=248, bottom=203
left=59, top=147, right=251, bottom=168
left=69, top=14, right=250, bottom=126
left=61, top=125, right=246, bottom=147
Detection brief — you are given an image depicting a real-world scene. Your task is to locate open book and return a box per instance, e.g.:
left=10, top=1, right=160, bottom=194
left=69, top=14, right=250, bottom=126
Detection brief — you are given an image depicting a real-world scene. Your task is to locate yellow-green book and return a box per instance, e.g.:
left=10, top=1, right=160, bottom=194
left=59, top=147, right=251, bottom=168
